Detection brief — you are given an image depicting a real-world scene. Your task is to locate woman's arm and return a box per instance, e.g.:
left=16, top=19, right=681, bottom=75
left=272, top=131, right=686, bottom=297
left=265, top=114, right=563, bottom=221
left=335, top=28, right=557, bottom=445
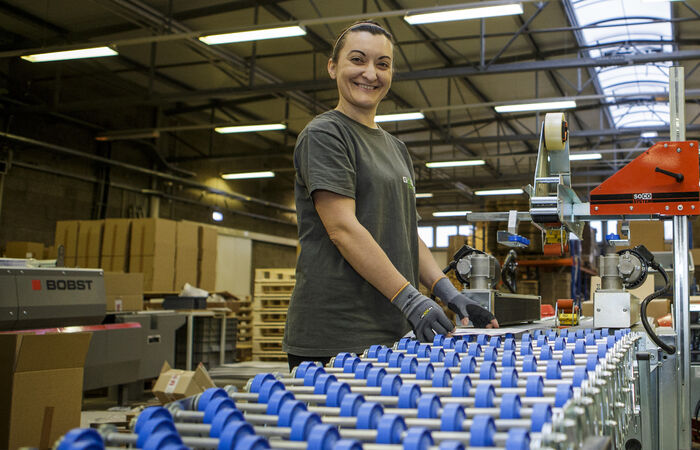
left=418, top=237, right=447, bottom=292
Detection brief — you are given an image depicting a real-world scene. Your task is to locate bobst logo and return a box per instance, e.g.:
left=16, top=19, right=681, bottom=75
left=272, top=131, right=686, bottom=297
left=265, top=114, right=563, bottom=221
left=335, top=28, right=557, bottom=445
left=32, top=279, right=94, bottom=290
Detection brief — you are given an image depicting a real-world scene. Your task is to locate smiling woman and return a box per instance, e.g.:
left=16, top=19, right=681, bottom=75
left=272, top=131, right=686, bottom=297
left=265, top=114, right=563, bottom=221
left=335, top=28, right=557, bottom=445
left=283, top=20, right=498, bottom=370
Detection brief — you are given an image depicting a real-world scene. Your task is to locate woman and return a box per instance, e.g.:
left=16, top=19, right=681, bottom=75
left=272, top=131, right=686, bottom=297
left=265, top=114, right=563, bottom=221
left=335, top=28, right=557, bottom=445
left=283, top=20, right=498, bottom=370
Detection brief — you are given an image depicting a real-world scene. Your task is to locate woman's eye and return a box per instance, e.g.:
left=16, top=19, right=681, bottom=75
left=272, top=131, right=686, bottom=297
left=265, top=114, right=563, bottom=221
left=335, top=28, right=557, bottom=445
left=350, top=57, right=363, bottom=63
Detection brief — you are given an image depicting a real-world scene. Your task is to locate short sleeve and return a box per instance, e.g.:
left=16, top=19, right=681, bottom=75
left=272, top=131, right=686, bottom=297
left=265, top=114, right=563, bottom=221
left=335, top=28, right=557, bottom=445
left=295, top=127, right=356, bottom=199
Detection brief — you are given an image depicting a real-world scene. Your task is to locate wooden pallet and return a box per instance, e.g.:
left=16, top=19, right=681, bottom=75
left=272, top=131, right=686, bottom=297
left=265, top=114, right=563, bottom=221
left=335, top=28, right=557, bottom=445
left=254, top=283, right=295, bottom=296
left=253, top=324, right=286, bottom=340
left=252, top=339, right=284, bottom=353
left=253, top=295, right=291, bottom=310
left=252, top=351, right=287, bottom=362
left=236, top=347, right=253, bottom=362
left=253, top=309, right=288, bottom=324
left=255, top=268, right=295, bottom=283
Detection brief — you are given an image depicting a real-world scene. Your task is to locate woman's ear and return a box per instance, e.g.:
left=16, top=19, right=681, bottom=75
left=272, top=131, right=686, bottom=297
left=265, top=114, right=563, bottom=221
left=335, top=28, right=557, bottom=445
left=327, top=58, right=337, bottom=80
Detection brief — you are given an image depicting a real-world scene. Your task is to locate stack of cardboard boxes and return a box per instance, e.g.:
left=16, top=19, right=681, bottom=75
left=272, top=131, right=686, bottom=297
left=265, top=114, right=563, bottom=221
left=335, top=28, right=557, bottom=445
left=101, top=218, right=131, bottom=272
left=175, top=222, right=199, bottom=291
left=54, top=220, right=79, bottom=266
left=129, top=218, right=177, bottom=292
left=76, top=220, right=103, bottom=268
left=198, top=226, right=217, bottom=292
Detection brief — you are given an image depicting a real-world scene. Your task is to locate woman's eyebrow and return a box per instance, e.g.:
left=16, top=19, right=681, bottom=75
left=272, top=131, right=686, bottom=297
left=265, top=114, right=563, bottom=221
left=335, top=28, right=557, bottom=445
left=378, top=55, right=392, bottom=61
left=347, top=50, right=367, bottom=56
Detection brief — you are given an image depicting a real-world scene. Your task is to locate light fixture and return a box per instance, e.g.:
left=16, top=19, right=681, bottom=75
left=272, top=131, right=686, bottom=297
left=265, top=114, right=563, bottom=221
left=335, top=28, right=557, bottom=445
left=375, top=112, right=424, bottom=122
left=416, top=193, right=434, bottom=198
left=221, top=171, right=275, bottom=180
left=200, top=26, right=306, bottom=45
left=212, top=211, right=224, bottom=222
left=495, top=100, right=577, bottom=113
left=641, top=131, right=658, bottom=138
left=96, top=130, right=161, bottom=141
left=569, top=153, right=602, bottom=161
left=21, top=46, right=118, bottom=63
left=474, top=188, right=524, bottom=196
left=425, top=160, right=485, bottom=168
left=432, top=210, right=472, bottom=217
left=215, top=123, right=286, bottom=134
left=405, top=3, right=523, bottom=25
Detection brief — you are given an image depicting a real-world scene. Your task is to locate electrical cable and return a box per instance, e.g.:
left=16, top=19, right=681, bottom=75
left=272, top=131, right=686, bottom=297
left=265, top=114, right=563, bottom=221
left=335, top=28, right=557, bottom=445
left=640, top=261, right=676, bottom=354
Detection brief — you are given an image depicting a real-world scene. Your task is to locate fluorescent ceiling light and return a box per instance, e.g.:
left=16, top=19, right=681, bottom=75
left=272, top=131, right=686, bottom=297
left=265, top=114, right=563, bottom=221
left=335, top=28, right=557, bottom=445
left=495, top=100, right=576, bottom=113
left=221, top=171, right=275, bottom=180
left=405, top=3, right=523, bottom=25
left=474, top=188, right=524, bottom=196
left=416, top=193, right=434, bottom=198
left=21, top=46, right=118, bottom=63
left=200, top=26, right=306, bottom=45
left=215, top=123, right=286, bottom=134
left=375, top=112, right=424, bottom=122
left=426, top=160, right=485, bottom=168
left=569, top=153, right=602, bottom=161
left=432, top=210, right=472, bottom=217
left=641, top=131, right=658, bottom=138
left=212, top=211, right=224, bottom=222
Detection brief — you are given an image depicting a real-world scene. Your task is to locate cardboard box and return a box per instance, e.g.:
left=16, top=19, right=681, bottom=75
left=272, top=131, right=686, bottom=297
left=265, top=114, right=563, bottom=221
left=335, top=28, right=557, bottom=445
left=43, top=245, right=56, bottom=260
left=54, top=221, right=80, bottom=265
left=101, top=219, right=131, bottom=257
left=581, top=300, right=594, bottom=317
left=152, top=361, right=215, bottom=404
left=130, top=254, right=175, bottom=291
left=198, top=226, right=218, bottom=291
left=0, top=332, right=91, bottom=449
left=617, top=221, right=665, bottom=252
left=104, top=272, right=144, bottom=312
left=76, top=220, right=104, bottom=267
left=130, top=218, right=176, bottom=257
left=5, top=241, right=45, bottom=259
left=175, top=222, right=199, bottom=290
left=644, top=298, right=671, bottom=322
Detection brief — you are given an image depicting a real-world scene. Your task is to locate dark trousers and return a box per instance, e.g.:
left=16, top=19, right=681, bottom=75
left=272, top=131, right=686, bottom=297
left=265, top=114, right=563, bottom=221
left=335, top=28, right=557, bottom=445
left=287, top=353, right=331, bottom=372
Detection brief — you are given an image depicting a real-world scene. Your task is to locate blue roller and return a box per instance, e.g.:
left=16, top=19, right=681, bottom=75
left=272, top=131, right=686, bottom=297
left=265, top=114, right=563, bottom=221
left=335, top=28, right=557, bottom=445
left=477, top=335, right=489, bottom=345
left=561, top=348, right=576, bottom=366
left=333, top=353, right=351, bottom=368
left=522, top=355, right=537, bottom=373
left=546, top=330, right=558, bottom=340
left=58, top=428, right=103, bottom=450
left=530, top=404, right=553, bottom=432
left=278, top=400, right=307, bottom=427
left=469, top=415, right=496, bottom=447
left=520, top=342, right=533, bottom=356
left=567, top=334, right=577, bottom=343
left=416, top=362, right=435, bottom=380
left=354, top=362, right=373, bottom=380
left=559, top=329, right=568, bottom=338
left=504, top=338, right=516, bottom=351
left=308, top=424, right=340, bottom=450
left=555, top=384, right=573, bottom=407
left=533, top=330, right=542, bottom=338
left=198, top=387, right=229, bottom=411
left=218, top=421, right=255, bottom=450
left=355, top=402, right=384, bottom=430
left=594, top=330, right=602, bottom=339
left=290, top=411, right=322, bottom=442
left=479, top=361, right=497, bottom=380
left=380, top=373, right=403, bottom=396
left=430, top=347, right=445, bottom=363
left=575, top=329, right=585, bottom=339
left=489, top=336, right=501, bottom=348
left=432, top=367, right=453, bottom=388
left=366, top=367, right=387, bottom=387
left=135, top=407, right=172, bottom=434
left=142, top=431, right=182, bottom=450
left=417, top=394, right=442, bottom=419
left=250, top=374, right=276, bottom=394
left=501, top=350, right=516, bottom=367
left=615, top=330, right=623, bottom=341
left=416, top=344, right=431, bottom=358
left=398, top=384, right=422, bottom=409
left=340, top=393, right=364, bottom=417
left=501, top=367, right=518, bottom=388
left=398, top=337, right=412, bottom=350
left=210, top=410, right=244, bottom=438
left=326, top=382, right=351, bottom=407
left=388, top=351, right=405, bottom=368
left=296, top=361, right=317, bottom=379
left=265, top=391, right=294, bottom=416
left=441, top=404, right=466, bottom=431
left=334, top=440, right=363, bottom=450
left=536, top=335, right=547, bottom=347
left=525, top=376, right=544, bottom=397
left=505, top=428, right=530, bottom=450
left=587, top=354, right=599, bottom=371
left=573, top=367, right=589, bottom=388
left=401, top=356, right=419, bottom=374
left=236, top=435, right=270, bottom=450
left=606, top=335, right=616, bottom=348
left=474, top=384, right=495, bottom=407
left=137, top=418, right=176, bottom=448
left=443, top=350, right=460, bottom=368
left=203, top=397, right=235, bottom=424
left=585, top=333, right=596, bottom=346
left=539, top=345, right=553, bottom=361
left=258, top=380, right=285, bottom=403
left=451, top=374, right=472, bottom=398
left=406, top=340, right=421, bottom=354
left=500, top=393, right=521, bottom=419
left=438, top=441, right=465, bottom=450
left=376, top=414, right=406, bottom=444
left=460, top=355, right=477, bottom=374
left=601, top=328, right=609, bottom=336
left=403, top=427, right=434, bottom=450
left=574, top=339, right=587, bottom=354
left=304, top=366, right=325, bottom=387
left=597, top=343, right=608, bottom=359
left=454, top=340, right=468, bottom=353
left=433, top=334, right=446, bottom=347
left=443, top=337, right=456, bottom=350
left=483, top=346, right=498, bottom=361
left=546, top=360, right=562, bottom=380
left=521, top=333, right=532, bottom=342
left=377, top=347, right=393, bottom=363
left=468, top=343, right=482, bottom=357
left=343, top=356, right=360, bottom=374
left=367, top=345, right=383, bottom=359
left=314, top=374, right=338, bottom=395
left=553, top=337, right=566, bottom=351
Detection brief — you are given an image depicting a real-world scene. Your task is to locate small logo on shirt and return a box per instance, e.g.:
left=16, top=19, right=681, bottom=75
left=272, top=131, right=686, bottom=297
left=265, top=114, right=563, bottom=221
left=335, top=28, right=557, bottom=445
left=402, top=176, right=415, bottom=192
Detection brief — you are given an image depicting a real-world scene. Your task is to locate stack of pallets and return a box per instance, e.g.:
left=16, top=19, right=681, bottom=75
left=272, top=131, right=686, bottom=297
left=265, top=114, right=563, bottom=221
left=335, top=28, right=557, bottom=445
left=235, top=296, right=253, bottom=361
left=252, top=268, right=295, bottom=362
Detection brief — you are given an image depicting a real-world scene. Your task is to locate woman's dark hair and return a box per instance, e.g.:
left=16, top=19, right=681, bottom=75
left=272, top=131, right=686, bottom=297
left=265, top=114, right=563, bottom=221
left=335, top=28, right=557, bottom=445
left=331, top=20, right=394, bottom=63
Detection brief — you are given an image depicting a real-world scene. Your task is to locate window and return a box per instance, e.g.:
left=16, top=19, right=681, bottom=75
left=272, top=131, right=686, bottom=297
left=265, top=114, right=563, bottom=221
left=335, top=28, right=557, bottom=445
left=606, top=220, right=618, bottom=237
left=458, top=225, right=474, bottom=236
left=590, top=220, right=603, bottom=243
left=436, top=225, right=458, bottom=248
left=664, top=220, right=672, bottom=241
left=418, top=226, right=434, bottom=248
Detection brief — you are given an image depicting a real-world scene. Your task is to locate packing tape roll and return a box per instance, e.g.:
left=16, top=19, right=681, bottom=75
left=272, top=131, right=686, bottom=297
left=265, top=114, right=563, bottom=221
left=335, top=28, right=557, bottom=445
left=544, top=112, right=567, bottom=151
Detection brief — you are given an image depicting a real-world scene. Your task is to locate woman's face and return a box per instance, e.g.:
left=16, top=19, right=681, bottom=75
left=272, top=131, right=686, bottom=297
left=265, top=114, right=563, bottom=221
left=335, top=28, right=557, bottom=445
left=328, top=31, right=393, bottom=113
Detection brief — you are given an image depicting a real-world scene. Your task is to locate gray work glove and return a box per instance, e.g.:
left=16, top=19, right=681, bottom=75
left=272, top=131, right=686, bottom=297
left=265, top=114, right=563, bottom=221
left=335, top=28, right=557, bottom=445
left=393, top=284, right=454, bottom=342
left=432, top=277, right=498, bottom=328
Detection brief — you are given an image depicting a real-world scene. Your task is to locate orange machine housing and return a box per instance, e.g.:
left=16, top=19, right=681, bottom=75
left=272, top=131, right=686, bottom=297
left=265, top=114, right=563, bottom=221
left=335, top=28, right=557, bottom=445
left=590, top=141, right=700, bottom=216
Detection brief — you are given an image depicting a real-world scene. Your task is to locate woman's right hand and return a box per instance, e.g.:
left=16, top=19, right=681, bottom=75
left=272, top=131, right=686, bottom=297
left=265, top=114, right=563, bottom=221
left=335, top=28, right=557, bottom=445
left=392, top=284, right=455, bottom=342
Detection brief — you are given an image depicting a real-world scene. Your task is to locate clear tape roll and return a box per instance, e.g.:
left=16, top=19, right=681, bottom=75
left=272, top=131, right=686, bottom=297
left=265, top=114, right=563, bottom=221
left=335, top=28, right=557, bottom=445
left=544, top=112, right=567, bottom=151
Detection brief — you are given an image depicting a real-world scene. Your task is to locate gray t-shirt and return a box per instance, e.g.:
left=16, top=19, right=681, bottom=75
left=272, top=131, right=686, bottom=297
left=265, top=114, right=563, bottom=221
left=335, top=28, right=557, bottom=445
left=283, top=110, right=418, bottom=356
